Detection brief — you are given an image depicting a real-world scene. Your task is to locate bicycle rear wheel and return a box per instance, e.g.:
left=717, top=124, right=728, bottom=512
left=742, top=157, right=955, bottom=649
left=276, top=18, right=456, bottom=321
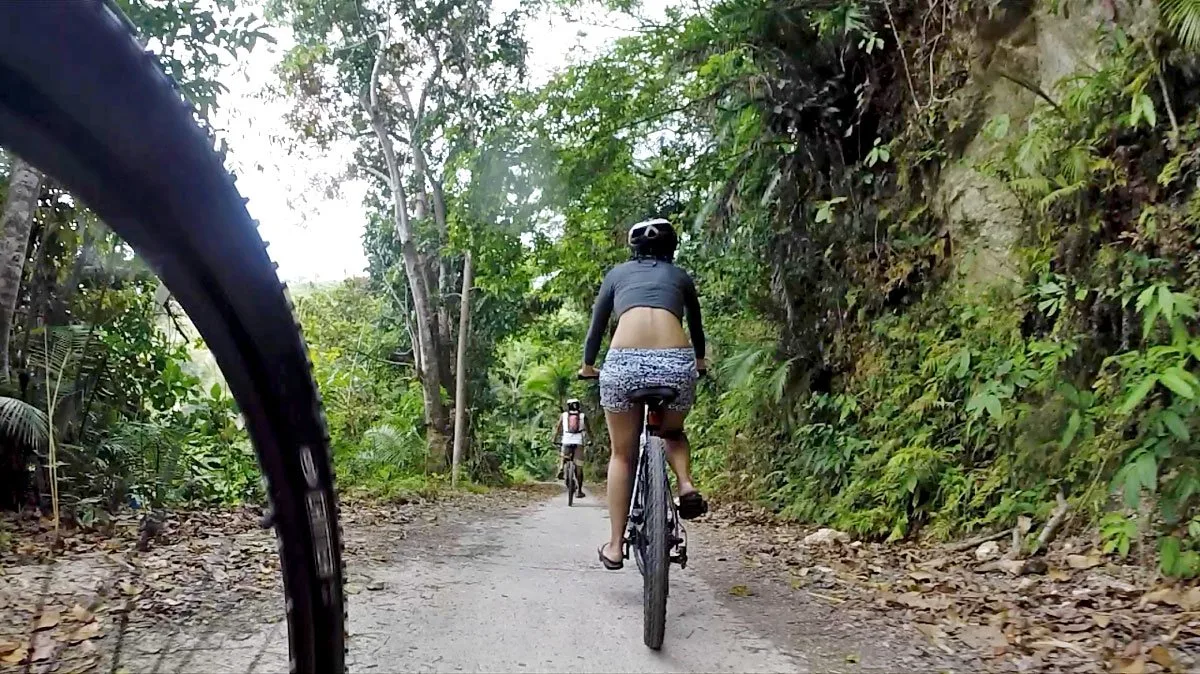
left=642, top=437, right=669, bottom=650
left=565, top=460, right=576, bottom=507
left=0, top=3, right=345, bottom=672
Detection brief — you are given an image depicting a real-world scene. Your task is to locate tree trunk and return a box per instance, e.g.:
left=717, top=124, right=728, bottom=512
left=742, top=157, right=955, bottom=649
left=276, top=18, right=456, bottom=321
left=388, top=185, right=450, bottom=466
left=364, top=45, right=450, bottom=468
left=409, top=132, right=456, bottom=402
left=17, top=215, right=56, bottom=397
left=436, top=282, right=455, bottom=398
left=0, top=157, right=44, bottom=381
left=451, top=252, right=473, bottom=487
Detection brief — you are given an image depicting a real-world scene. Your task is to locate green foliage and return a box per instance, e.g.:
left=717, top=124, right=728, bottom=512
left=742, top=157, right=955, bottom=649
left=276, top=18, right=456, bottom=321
left=474, top=308, right=599, bottom=483
left=116, top=0, right=274, bottom=120
left=1100, top=512, right=1136, bottom=558
left=0, top=0, right=274, bottom=516
left=1159, top=534, right=1200, bottom=578
left=293, top=280, right=440, bottom=495
left=470, top=0, right=1200, bottom=582
left=25, top=0, right=1195, bottom=584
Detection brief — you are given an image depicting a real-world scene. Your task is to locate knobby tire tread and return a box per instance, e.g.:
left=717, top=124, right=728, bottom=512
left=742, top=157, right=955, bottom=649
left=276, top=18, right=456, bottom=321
left=566, top=461, right=576, bottom=507
left=0, top=3, right=346, bottom=672
left=643, top=438, right=669, bottom=650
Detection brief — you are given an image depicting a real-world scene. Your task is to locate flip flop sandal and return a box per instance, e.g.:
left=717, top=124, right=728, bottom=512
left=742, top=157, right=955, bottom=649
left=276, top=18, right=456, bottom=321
left=676, top=491, right=709, bottom=520
left=598, top=543, right=623, bottom=570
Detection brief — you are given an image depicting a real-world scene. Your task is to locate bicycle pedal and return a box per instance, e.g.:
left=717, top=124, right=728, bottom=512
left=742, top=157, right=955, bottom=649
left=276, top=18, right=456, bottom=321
left=671, top=543, right=688, bottom=567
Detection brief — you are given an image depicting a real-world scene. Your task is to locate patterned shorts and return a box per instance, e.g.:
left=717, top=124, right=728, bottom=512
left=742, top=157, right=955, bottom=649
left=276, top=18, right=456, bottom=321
left=599, top=348, right=697, bottom=412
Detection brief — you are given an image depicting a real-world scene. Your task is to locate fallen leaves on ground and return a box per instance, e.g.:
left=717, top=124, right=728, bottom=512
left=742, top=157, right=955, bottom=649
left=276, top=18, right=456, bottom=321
left=703, top=502, right=1200, bottom=673
left=1, top=506, right=276, bottom=672
left=1, top=487, right=554, bottom=671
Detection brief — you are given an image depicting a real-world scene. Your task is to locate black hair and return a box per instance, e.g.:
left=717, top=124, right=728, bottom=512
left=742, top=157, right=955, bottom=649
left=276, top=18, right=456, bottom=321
left=630, top=240, right=677, bottom=262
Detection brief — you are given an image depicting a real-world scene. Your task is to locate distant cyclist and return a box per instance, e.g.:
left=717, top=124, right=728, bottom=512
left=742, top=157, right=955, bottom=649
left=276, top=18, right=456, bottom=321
left=553, top=398, right=590, bottom=498
left=580, top=217, right=708, bottom=571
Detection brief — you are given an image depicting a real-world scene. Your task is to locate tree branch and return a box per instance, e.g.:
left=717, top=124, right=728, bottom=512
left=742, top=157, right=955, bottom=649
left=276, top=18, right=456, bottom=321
left=368, top=34, right=386, bottom=116
left=360, top=165, right=391, bottom=184
left=883, top=0, right=921, bottom=112
left=948, top=528, right=1011, bottom=552
left=1033, top=491, right=1070, bottom=554
left=996, top=70, right=1065, bottom=117
left=417, top=37, right=444, bottom=125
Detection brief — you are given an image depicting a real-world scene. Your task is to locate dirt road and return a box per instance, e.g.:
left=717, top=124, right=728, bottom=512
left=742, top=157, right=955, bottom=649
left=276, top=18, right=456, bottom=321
left=130, top=490, right=801, bottom=672
left=4, top=488, right=971, bottom=673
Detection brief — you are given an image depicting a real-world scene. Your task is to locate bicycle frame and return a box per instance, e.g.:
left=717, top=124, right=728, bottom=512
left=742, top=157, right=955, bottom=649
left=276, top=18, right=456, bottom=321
left=626, top=400, right=687, bottom=569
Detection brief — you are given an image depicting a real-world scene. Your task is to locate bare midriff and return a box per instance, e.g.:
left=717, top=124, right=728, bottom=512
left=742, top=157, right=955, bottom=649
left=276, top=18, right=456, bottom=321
left=610, top=306, right=691, bottom=351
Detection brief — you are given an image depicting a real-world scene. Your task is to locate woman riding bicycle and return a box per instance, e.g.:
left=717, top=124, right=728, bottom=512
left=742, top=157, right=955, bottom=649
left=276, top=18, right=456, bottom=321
left=579, top=217, right=708, bottom=570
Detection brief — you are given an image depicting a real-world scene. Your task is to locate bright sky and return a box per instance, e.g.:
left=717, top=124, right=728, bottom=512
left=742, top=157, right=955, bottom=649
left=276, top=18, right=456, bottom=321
left=214, top=3, right=665, bottom=283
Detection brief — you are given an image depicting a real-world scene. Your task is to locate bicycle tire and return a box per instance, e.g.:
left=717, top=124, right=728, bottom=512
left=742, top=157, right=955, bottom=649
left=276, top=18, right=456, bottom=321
left=642, top=437, right=669, bottom=650
left=565, top=460, right=576, bottom=507
left=0, top=4, right=346, bottom=673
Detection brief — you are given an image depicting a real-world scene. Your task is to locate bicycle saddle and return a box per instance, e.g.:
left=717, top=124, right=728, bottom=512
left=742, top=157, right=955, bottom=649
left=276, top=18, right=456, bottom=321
left=629, top=387, right=678, bottom=405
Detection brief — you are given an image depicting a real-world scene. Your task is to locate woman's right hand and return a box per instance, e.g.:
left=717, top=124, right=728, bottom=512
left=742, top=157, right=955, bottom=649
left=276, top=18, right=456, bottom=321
left=578, top=364, right=599, bottom=379
left=695, top=358, right=708, bottom=375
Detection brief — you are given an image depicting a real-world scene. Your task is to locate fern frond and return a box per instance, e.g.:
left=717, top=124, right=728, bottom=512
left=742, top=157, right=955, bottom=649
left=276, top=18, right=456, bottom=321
left=1038, top=181, right=1087, bottom=212
left=1008, top=175, right=1053, bottom=199
left=767, top=357, right=797, bottom=403
left=719, top=345, right=770, bottom=389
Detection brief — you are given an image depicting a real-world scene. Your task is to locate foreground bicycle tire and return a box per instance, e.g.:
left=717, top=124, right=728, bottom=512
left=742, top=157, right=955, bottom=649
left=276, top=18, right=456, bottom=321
left=0, top=3, right=346, bottom=672
left=642, top=437, right=669, bottom=650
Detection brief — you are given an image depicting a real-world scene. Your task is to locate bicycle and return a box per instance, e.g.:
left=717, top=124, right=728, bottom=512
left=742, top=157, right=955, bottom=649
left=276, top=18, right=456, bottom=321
left=580, top=375, right=689, bottom=650
left=562, top=444, right=579, bottom=507
left=0, top=3, right=345, bottom=672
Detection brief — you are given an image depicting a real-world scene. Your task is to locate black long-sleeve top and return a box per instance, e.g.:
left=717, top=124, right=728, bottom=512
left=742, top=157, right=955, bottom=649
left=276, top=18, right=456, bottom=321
left=582, top=259, right=706, bottom=366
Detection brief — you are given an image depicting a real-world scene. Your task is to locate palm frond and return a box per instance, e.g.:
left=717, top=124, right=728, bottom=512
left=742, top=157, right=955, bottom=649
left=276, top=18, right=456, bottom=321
left=0, top=396, right=49, bottom=448
left=1163, top=0, right=1200, bottom=51
left=523, top=360, right=574, bottom=405
left=29, top=325, right=92, bottom=387
left=360, top=423, right=425, bottom=472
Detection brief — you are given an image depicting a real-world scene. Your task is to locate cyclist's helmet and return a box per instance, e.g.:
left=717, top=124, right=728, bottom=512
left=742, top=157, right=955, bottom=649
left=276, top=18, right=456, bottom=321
left=566, top=398, right=581, bottom=412
left=628, top=218, right=678, bottom=261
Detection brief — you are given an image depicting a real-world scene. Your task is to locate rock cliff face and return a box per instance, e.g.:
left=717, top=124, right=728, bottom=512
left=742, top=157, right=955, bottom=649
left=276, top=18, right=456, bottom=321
left=934, top=0, right=1153, bottom=287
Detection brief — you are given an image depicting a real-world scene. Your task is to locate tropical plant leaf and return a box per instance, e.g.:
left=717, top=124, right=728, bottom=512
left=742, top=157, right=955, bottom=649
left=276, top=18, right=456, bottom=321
left=1160, top=367, right=1195, bottom=399
left=1059, top=410, right=1082, bottom=449
left=1161, top=409, right=1190, bottom=441
left=1119, top=375, right=1158, bottom=414
left=1162, top=0, right=1200, bottom=51
left=0, top=396, right=49, bottom=448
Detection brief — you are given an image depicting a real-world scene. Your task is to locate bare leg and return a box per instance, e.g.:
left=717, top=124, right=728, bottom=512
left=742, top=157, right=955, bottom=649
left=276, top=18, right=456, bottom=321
left=603, top=408, right=642, bottom=563
left=662, top=410, right=698, bottom=496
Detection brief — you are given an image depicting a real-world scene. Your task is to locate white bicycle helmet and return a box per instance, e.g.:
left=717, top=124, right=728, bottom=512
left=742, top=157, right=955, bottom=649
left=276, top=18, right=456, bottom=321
left=627, top=218, right=678, bottom=259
